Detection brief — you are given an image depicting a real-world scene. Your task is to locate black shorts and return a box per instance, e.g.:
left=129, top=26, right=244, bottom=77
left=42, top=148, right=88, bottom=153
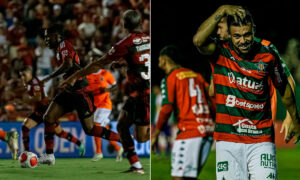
left=53, top=90, right=95, bottom=120
left=122, top=95, right=149, bottom=126
left=28, top=113, right=44, bottom=125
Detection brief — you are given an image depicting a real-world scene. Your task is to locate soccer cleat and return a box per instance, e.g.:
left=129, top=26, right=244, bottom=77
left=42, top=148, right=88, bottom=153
left=39, top=153, right=55, bottom=165
left=92, top=153, right=103, bottom=161
left=123, top=166, right=145, bottom=174
left=116, top=147, right=124, bottom=162
left=5, top=131, right=19, bottom=160
left=78, top=143, right=85, bottom=157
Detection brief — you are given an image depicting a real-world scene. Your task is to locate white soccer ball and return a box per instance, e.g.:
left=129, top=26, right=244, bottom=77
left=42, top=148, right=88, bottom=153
left=19, top=151, right=38, bottom=168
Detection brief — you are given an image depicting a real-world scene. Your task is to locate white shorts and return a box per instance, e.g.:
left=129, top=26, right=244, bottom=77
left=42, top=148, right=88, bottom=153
left=216, top=141, right=277, bottom=180
left=171, top=136, right=213, bottom=178
left=93, top=108, right=111, bottom=127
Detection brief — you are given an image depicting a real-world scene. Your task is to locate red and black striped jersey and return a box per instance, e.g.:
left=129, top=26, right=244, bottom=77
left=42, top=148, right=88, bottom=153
left=107, top=32, right=150, bottom=94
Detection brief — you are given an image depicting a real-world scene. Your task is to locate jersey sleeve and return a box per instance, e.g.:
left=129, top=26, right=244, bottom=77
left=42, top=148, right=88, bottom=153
left=161, top=74, right=176, bottom=106
left=107, top=39, right=128, bottom=61
left=269, top=51, right=288, bottom=95
left=269, top=43, right=291, bottom=77
left=106, top=71, right=116, bottom=86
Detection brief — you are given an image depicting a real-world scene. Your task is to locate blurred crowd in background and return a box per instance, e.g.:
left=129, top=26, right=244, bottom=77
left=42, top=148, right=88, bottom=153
left=0, top=0, right=150, bottom=122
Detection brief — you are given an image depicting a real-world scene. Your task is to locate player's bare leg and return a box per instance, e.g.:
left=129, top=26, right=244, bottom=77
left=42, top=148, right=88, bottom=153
left=39, top=102, right=65, bottom=165
left=54, top=125, right=85, bottom=157
left=22, top=118, right=38, bottom=151
left=0, top=129, right=18, bottom=160
left=134, top=125, right=150, bottom=143
left=80, top=114, right=120, bottom=142
left=117, top=110, right=144, bottom=174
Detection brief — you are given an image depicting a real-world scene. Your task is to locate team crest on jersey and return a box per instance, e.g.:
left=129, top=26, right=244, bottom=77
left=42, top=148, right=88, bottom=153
left=256, top=59, right=267, bottom=73
left=133, top=38, right=142, bottom=45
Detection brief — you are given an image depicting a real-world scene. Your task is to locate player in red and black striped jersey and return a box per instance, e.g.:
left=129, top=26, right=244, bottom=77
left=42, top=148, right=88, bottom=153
left=19, top=69, right=85, bottom=156
left=63, top=10, right=150, bottom=174
left=194, top=5, right=300, bottom=179
left=39, top=25, right=120, bottom=165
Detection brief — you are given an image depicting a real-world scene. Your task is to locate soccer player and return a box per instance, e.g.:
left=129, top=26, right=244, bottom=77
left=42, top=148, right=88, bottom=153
left=19, top=69, right=85, bottom=156
left=211, top=15, right=295, bottom=137
left=38, top=25, right=120, bottom=165
left=193, top=5, right=300, bottom=179
left=85, top=68, right=123, bottom=162
left=63, top=10, right=150, bottom=174
left=151, top=45, right=215, bottom=180
left=0, top=129, right=18, bottom=160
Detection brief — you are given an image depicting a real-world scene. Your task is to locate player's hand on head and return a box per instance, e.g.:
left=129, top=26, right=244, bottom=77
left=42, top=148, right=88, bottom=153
left=222, top=5, right=246, bottom=21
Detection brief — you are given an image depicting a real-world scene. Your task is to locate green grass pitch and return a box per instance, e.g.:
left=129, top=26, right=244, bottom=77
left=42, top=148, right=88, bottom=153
left=0, top=158, right=149, bottom=180
left=151, top=149, right=300, bottom=180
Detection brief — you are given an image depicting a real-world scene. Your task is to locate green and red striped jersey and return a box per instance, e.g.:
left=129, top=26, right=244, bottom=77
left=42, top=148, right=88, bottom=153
left=212, top=39, right=288, bottom=143
left=160, top=67, right=214, bottom=139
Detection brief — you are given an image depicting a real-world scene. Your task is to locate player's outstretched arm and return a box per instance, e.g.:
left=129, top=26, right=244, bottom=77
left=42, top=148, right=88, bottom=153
left=41, top=58, right=73, bottom=84
left=280, top=83, right=300, bottom=143
left=63, top=54, right=111, bottom=87
left=193, top=5, right=245, bottom=55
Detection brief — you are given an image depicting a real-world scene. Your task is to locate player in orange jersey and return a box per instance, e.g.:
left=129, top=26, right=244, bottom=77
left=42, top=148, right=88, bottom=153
left=0, top=129, right=18, bottom=160
left=194, top=5, right=300, bottom=179
left=152, top=45, right=215, bottom=180
left=85, top=69, right=123, bottom=162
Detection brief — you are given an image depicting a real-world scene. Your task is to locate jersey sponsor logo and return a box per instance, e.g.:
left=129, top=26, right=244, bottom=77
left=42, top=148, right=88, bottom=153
left=217, top=161, right=228, bottom=172
left=241, top=67, right=252, bottom=74
left=133, top=37, right=142, bottom=45
left=226, top=95, right=264, bottom=110
left=60, top=41, right=66, bottom=48
left=135, top=43, right=150, bottom=52
left=261, top=153, right=276, bottom=169
left=233, top=118, right=263, bottom=134
left=228, top=72, right=263, bottom=91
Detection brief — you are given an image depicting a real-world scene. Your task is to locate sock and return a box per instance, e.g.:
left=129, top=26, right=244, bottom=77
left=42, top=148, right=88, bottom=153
left=57, top=130, right=81, bottom=146
left=22, top=125, right=30, bottom=151
left=94, top=137, right=102, bottom=154
left=44, top=122, right=55, bottom=154
left=126, top=146, right=142, bottom=168
left=105, top=125, right=120, bottom=151
left=0, top=129, right=6, bottom=141
left=120, top=128, right=142, bottom=168
left=90, top=125, right=120, bottom=142
left=110, top=141, right=121, bottom=151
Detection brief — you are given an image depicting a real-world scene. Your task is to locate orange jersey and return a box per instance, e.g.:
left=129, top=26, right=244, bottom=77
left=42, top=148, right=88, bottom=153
left=159, top=67, right=214, bottom=139
left=85, top=69, right=116, bottom=110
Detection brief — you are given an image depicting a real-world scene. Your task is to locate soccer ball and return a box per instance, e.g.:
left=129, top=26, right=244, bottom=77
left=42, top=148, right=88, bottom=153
left=19, top=151, right=38, bottom=168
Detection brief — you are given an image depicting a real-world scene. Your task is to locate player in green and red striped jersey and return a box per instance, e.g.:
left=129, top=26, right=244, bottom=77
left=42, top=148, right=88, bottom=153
left=151, top=45, right=215, bottom=180
left=194, top=5, right=300, bottom=180
left=210, top=16, right=295, bottom=138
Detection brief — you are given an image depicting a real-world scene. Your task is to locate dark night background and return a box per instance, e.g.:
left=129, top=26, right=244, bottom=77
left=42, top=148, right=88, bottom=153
left=151, top=0, right=300, bottom=86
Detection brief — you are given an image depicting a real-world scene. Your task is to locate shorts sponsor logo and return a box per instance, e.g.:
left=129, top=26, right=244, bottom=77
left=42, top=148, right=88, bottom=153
left=266, top=172, right=276, bottom=179
left=228, top=72, right=263, bottom=91
left=261, top=153, right=276, bottom=169
left=217, top=161, right=228, bottom=172
left=226, top=95, right=264, bottom=110
left=233, top=119, right=263, bottom=134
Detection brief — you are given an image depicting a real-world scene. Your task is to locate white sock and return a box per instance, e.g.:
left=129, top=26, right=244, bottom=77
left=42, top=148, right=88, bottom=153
left=132, top=161, right=142, bottom=169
